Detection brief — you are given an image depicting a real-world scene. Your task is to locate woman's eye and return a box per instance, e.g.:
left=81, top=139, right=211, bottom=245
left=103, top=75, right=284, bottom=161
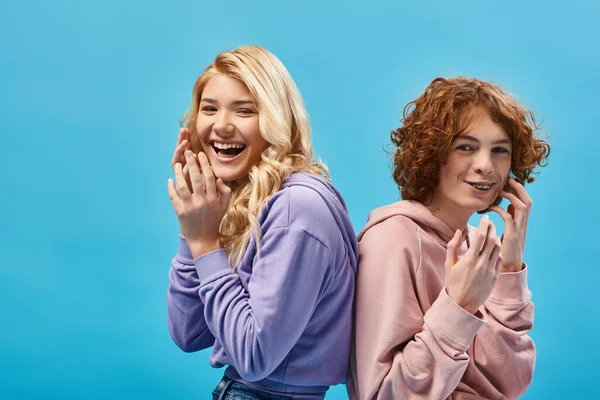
left=237, top=109, right=255, bottom=115
left=493, top=147, right=510, bottom=154
left=201, top=107, right=217, bottom=113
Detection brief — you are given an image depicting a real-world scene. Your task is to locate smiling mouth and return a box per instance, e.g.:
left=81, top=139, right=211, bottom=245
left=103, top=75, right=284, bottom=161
left=211, top=141, right=247, bottom=159
left=466, top=181, right=495, bottom=191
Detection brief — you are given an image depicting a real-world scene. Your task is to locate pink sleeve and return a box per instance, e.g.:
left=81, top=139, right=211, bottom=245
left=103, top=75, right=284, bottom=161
left=349, top=218, right=485, bottom=400
left=474, top=265, right=536, bottom=400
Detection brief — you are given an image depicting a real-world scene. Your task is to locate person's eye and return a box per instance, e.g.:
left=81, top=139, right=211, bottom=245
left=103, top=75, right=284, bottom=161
left=201, top=106, right=217, bottom=113
left=237, top=108, right=256, bottom=115
left=492, top=147, right=511, bottom=154
left=456, top=145, right=474, bottom=151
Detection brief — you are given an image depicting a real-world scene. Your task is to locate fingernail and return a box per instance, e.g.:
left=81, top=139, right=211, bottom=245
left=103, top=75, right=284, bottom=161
left=175, top=163, right=181, bottom=169
left=483, top=214, right=489, bottom=220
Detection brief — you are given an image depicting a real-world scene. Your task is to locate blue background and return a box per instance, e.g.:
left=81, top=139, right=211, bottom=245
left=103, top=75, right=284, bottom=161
left=1, top=0, right=598, bottom=398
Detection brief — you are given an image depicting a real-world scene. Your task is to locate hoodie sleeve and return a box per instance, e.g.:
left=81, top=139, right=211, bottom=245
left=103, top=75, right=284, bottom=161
left=349, top=216, right=485, bottom=400
left=471, top=265, right=535, bottom=400
left=193, top=191, right=333, bottom=383
left=166, top=236, right=215, bottom=352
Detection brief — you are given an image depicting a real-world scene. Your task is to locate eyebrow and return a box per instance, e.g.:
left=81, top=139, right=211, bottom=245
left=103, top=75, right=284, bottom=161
left=200, top=98, right=255, bottom=106
left=455, top=134, right=511, bottom=145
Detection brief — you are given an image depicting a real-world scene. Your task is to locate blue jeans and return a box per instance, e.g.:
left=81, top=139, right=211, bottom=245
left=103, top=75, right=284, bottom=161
left=211, top=376, right=291, bottom=400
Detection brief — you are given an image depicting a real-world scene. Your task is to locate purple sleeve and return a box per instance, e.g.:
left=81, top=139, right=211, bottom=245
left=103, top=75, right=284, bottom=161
left=195, top=227, right=331, bottom=382
left=167, top=236, right=215, bottom=352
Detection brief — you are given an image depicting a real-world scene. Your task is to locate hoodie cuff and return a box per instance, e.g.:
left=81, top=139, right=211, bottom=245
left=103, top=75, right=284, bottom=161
left=175, top=236, right=194, bottom=264
left=193, top=249, right=231, bottom=284
left=424, top=288, right=486, bottom=351
left=488, top=263, right=531, bottom=303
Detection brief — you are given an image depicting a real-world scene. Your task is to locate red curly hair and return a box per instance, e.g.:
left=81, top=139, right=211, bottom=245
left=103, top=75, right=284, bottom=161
left=391, top=77, right=550, bottom=209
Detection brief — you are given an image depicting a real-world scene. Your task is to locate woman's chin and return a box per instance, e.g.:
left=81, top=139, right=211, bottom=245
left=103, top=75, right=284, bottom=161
left=212, top=167, right=248, bottom=184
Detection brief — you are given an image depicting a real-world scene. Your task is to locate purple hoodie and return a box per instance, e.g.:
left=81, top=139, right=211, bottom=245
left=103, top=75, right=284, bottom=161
left=167, top=172, right=358, bottom=399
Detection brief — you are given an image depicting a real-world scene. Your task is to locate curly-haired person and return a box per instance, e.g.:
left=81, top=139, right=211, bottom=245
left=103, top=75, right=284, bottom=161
left=348, top=77, right=550, bottom=400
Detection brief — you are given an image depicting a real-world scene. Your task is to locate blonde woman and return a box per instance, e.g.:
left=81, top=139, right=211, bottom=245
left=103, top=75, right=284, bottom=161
left=166, top=45, right=358, bottom=400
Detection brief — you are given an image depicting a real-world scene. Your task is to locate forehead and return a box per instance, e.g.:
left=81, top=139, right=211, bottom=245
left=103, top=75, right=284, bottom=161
left=202, top=74, right=253, bottom=100
left=461, top=111, right=510, bottom=143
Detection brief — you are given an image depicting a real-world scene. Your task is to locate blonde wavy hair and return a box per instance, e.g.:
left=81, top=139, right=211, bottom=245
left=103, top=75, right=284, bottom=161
left=181, top=45, right=328, bottom=267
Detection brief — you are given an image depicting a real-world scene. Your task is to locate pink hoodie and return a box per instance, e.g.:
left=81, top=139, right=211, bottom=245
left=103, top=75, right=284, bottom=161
left=347, top=200, right=535, bottom=400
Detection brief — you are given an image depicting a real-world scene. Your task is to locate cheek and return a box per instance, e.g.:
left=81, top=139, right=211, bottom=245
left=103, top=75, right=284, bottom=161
left=195, top=118, right=211, bottom=139
left=244, top=121, right=266, bottom=147
left=439, top=159, right=461, bottom=182
left=256, top=135, right=268, bottom=152
left=498, top=159, right=512, bottom=177
left=496, top=161, right=511, bottom=189
left=436, top=168, right=454, bottom=194
left=192, top=120, right=212, bottom=153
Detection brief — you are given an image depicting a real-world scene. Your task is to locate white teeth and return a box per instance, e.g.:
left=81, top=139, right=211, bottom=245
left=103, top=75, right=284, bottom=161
left=213, top=142, right=245, bottom=150
left=470, top=183, right=493, bottom=190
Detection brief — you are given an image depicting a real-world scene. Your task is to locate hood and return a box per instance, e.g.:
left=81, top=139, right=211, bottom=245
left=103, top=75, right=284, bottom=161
left=357, top=200, right=469, bottom=248
left=282, top=172, right=358, bottom=272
